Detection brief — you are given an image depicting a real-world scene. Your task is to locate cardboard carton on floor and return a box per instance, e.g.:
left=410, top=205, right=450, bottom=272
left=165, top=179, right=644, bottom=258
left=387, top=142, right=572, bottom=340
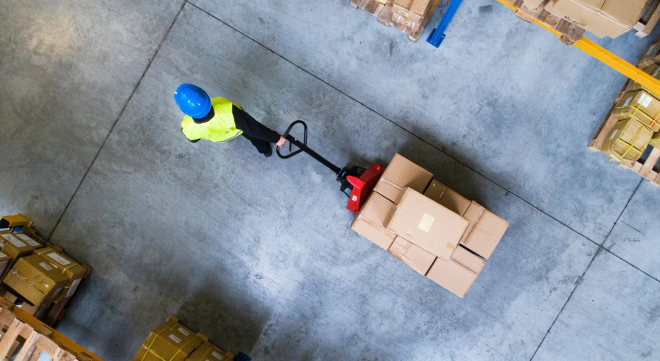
left=388, top=236, right=436, bottom=275
left=374, top=153, right=433, bottom=204
left=351, top=192, right=398, bottom=250
left=427, top=245, right=487, bottom=298
left=34, top=248, right=87, bottom=301
left=387, top=188, right=469, bottom=261
left=601, top=118, right=653, bottom=162
left=460, top=202, right=509, bottom=259
left=134, top=317, right=205, bottom=361
left=423, top=179, right=471, bottom=216
left=2, top=255, right=68, bottom=306
left=185, top=342, right=234, bottom=361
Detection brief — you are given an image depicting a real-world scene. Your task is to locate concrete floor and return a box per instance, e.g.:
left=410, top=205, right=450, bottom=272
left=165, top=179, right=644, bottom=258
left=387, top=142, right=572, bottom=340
left=1, top=0, right=659, bottom=360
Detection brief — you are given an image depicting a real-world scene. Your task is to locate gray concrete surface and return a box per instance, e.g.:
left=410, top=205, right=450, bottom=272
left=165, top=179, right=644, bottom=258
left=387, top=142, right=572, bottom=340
left=1, top=0, right=659, bottom=360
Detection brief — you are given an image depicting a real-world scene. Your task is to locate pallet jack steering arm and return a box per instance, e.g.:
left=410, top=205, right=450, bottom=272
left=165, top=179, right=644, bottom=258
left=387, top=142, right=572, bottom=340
left=277, top=121, right=384, bottom=214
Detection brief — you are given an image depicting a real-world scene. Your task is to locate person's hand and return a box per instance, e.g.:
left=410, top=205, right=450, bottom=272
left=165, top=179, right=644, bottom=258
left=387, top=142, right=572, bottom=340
left=276, top=135, right=287, bottom=149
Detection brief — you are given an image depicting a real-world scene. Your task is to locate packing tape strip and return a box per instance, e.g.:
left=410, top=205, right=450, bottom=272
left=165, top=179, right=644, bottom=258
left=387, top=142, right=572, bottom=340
left=140, top=326, right=172, bottom=361
left=170, top=334, right=201, bottom=361
left=619, top=118, right=652, bottom=161
left=378, top=177, right=402, bottom=190
left=8, top=270, right=47, bottom=296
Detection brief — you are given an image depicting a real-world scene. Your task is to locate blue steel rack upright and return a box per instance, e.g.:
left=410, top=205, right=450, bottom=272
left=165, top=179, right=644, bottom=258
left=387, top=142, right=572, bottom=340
left=427, top=0, right=464, bottom=47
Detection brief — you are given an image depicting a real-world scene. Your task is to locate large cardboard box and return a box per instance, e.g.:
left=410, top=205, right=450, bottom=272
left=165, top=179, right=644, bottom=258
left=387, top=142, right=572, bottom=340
left=387, top=188, right=469, bottom=260
left=391, top=4, right=423, bottom=23
left=544, top=0, right=631, bottom=38
left=613, top=91, right=660, bottom=130
left=423, top=179, right=471, bottom=216
left=34, top=248, right=87, bottom=301
left=459, top=202, right=509, bottom=259
left=601, top=118, right=653, bottom=162
left=134, top=317, right=205, bottom=361
left=373, top=154, right=433, bottom=204
left=426, top=258, right=478, bottom=298
left=2, top=255, right=68, bottom=306
left=410, top=0, right=432, bottom=15
left=388, top=236, right=436, bottom=275
left=573, top=0, right=647, bottom=28
left=351, top=192, right=397, bottom=250
left=186, top=342, right=233, bottom=361
left=0, top=232, right=41, bottom=255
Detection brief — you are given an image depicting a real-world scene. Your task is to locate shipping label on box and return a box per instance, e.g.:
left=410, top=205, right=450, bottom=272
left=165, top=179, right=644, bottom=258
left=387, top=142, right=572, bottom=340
left=351, top=192, right=397, bottom=250
left=388, top=236, right=436, bottom=275
left=373, top=153, right=433, bottom=204
left=387, top=188, right=469, bottom=261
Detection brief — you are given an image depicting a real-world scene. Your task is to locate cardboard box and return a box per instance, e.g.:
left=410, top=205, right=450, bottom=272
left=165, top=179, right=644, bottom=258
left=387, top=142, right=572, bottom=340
left=544, top=0, right=628, bottom=38
left=186, top=342, right=233, bottom=361
left=451, top=245, right=486, bottom=274
left=613, top=91, right=660, bottom=127
left=0, top=232, right=42, bottom=277
left=133, top=318, right=204, bottom=361
left=373, top=153, right=433, bottom=204
left=391, top=4, right=423, bottom=23
left=387, top=188, right=469, bottom=260
left=459, top=203, right=509, bottom=259
left=394, top=0, right=413, bottom=8
left=34, top=248, right=87, bottom=301
left=573, top=0, right=647, bottom=28
left=638, top=42, right=660, bottom=68
left=0, top=251, right=12, bottom=281
left=391, top=14, right=418, bottom=30
left=388, top=236, right=436, bottom=275
left=410, top=0, right=432, bottom=15
left=423, top=179, right=471, bottom=216
left=2, top=255, right=68, bottom=306
left=351, top=192, right=397, bottom=250
left=601, top=118, right=653, bottom=162
left=426, top=258, right=478, bottom=298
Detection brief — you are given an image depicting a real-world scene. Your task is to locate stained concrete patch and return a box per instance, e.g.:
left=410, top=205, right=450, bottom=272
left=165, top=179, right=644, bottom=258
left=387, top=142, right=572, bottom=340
left=532, top=250, right=660, bottom=361
left=188, top=0, right=652, bottom=243
left=51, top=5, right=597, bottom=360
left=0, top=0, right=185, bottom=234
left=604, top=182, right=660, bottom=280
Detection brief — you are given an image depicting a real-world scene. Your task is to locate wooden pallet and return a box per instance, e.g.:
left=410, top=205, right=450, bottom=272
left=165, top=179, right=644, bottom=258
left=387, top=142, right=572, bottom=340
left=588, top=78, right=660, bottom=187
left=0, top=299, right=102, bottom=360
left=350, top=0, right=443, bottom=42
left=634, top=0, right=660, bottom=38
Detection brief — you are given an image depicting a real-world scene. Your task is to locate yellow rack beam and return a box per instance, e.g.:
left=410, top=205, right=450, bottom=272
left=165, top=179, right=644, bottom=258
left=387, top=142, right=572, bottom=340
left=499, top=0, right=660, bottom=96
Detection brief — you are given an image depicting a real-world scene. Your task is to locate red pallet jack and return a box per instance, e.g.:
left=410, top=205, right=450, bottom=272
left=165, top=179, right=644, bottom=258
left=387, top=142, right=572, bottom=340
left=277, top=121, right=384, bottom=214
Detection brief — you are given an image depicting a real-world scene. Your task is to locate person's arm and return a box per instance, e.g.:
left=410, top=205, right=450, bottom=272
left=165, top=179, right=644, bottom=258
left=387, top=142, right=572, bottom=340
left=233, top=106, right=281, bottom=143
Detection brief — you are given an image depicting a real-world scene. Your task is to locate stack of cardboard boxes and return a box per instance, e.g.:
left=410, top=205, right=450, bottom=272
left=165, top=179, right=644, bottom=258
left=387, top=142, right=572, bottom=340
left=134, top=317, right=243, bottom=361
left=389, top=0, right=432, bottom=32
left=543, top=0, right=647, bottom=38
left=0, top=227, right=90, bottom=324
left=352, top=154, right=509, bottom=298
left=601, top=45, right=660, bottom=162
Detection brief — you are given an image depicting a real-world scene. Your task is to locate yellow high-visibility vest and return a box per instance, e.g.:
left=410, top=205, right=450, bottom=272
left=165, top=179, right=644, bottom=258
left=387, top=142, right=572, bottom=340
left=181, top=97, right=244, bottom=142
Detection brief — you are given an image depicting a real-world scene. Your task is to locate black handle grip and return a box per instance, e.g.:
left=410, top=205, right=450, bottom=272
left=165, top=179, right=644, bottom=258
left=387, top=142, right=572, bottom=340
left=277, top=120, right=308, bottom=159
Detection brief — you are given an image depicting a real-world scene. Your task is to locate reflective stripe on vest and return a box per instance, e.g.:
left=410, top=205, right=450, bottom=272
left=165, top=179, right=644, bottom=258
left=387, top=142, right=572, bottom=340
left=181, top=97, right=244, bottom=143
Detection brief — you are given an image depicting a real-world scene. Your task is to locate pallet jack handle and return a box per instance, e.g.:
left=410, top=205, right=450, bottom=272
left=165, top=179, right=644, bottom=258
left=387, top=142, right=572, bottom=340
left=277, top=120, right=342, bottom=175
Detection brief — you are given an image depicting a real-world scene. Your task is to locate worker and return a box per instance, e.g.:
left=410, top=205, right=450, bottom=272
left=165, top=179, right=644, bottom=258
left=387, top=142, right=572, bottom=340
left=174, top=83, right=286, bottom=157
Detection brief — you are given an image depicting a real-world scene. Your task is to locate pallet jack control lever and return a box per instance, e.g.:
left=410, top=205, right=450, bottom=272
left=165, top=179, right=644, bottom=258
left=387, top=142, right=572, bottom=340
left=277, top=121, right=384, bottom=214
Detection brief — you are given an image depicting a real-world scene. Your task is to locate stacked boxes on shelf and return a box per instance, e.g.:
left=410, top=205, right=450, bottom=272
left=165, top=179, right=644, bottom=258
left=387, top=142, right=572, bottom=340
left=390, top=0, right=431, bottom=32
left=600, top=43, right=660, bottom=162
left=543, top=0, right=648, bottom=39
left=351, top=154, right=509, bottom=298
left=134, top=316, right=248, bottom=361
left=0, top=214, right=91, bottom=325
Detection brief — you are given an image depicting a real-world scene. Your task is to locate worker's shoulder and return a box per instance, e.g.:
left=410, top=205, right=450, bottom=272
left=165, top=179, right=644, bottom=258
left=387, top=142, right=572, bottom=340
left=211, top=97, right=232, bottom=105
left=181, top=115, right=194, bottom=126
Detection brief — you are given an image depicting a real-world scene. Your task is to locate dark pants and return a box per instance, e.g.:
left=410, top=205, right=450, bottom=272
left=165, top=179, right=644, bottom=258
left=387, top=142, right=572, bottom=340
left=242, top=133, right=271, bottom=155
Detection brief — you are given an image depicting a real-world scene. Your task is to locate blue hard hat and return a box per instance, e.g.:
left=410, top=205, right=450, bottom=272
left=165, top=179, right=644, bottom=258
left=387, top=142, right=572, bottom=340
left=174, top=83, right=212, bottom=118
